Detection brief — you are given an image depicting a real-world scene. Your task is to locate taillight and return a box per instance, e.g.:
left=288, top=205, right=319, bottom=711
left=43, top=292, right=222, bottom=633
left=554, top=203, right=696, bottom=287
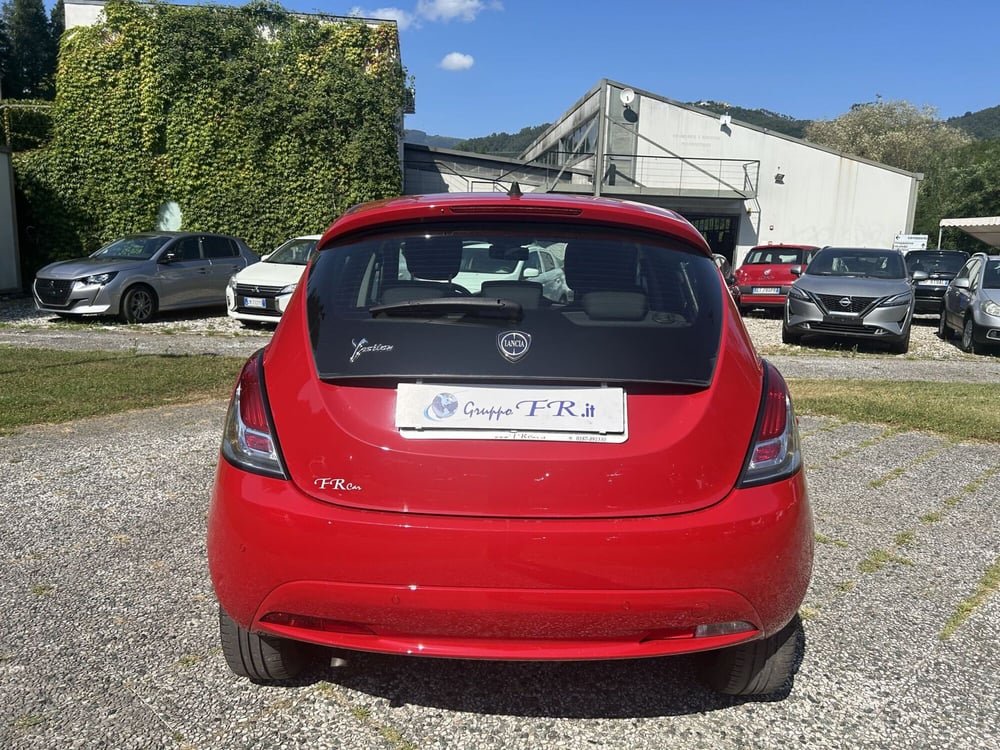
left=737, top=360, right=801, bottom=487
left=220, top=351, right=287, bottom=479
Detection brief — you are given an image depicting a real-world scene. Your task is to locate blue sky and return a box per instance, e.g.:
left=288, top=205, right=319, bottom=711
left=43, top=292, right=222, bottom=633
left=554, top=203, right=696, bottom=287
left=53, top=0, right=1000, bottom=140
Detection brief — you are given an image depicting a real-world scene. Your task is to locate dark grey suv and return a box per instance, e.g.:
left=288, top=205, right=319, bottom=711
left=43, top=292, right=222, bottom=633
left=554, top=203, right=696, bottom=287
left=782, top=247, right=924, bottom=354
left=34, top=232, right=258, bottom=323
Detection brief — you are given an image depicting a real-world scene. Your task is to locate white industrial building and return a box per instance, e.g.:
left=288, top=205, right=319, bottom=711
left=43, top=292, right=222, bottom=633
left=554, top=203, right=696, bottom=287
left=405, top=79, right=923, bottom=267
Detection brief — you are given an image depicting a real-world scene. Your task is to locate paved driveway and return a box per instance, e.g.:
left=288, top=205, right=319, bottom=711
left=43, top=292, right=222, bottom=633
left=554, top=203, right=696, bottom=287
left=2, top=402, right=998, bottom=749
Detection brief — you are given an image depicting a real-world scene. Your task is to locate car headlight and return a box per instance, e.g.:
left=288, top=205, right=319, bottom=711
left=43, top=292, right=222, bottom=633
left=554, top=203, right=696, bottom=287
left=880, top=291, right=912, bottom=307
left=787, top=286, right=809, bottom=301
left=279, top=283, right=297, bottom=295
left=81, top=272, right=117, bottom=286
left=982, top=300, right=1000, bottom=317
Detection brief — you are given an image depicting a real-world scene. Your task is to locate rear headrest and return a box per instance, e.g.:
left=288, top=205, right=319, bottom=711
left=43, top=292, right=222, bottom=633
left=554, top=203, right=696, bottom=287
left=563, top=241, right=638, bottom=296
left=479, top=280, right=543, bottom=308
left=403, top=236, right=463, bottom=280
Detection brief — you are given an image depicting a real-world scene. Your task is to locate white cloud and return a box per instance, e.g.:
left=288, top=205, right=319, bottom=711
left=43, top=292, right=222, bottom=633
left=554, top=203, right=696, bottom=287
left=417, top=0, right=502, bottom=23
left=348, top=6, right=417, bottom=31
left=439, top=52, right=475, bottom=71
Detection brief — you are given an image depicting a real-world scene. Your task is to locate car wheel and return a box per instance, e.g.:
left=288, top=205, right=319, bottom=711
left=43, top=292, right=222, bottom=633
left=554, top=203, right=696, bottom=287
left=701, top=614, right=803, bottom=696
left=961, top=317, right=980, bottom=354
left=781, top=324, right=801, bottom=345
left=937, top=309, right=952, bottom=340
left=119, top=286, right=157, bottom=324
left=219, top=607, right=309, bottom=682
left=889, top=327, right=910, bottom=355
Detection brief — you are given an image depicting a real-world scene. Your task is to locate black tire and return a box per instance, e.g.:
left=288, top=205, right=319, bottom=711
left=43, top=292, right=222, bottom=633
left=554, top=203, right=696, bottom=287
left=219, top=607, right=309, bottom=682
left=961, top=317, right=980, bottom=354
left=119, top=285, right=157, bottom=324
left=781, top=324, right=801, bottom=345
left=889, top=327, right=910, bottom=355
left=937, top=309, right=952, bottom=340
left=701, top=614, right=803, bottom=696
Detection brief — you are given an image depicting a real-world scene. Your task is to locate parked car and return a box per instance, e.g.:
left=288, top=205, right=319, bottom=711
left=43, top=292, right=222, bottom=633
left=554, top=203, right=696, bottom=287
left=782, top=247, right=924, bottom=353
left=451, top=242, right=570, bottom=301
left=33, top=231, right=257, bottom=324
left=903, top=249, right=970, bottom=315
left=713, top=253, right=742, bottom=306
left=937, top=252, right=1000, bottom=354
left=735, top=244, right=819, bottom=315
left=226, top=235, right=321, bottom=326
left=207, top=190, right=813, bottom=697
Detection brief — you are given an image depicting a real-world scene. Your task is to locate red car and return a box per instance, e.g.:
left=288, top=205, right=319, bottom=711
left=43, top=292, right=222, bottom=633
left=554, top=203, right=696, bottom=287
left=736, top=244, right=819, bottom=315
left=208, top=189, right=813, bottom=696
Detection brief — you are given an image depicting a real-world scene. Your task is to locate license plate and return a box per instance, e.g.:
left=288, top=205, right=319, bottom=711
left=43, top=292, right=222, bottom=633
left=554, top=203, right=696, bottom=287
left=242, top=297, right=267, bottom=308
left=920, top=279, right=949, bottom=286
left=395, top=384, right=628, bottom=443
left=752, top=287, right=781, bottom=294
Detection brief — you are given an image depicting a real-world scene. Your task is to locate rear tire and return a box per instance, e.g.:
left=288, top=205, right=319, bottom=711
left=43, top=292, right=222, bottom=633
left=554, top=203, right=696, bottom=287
left=937, top=308, right=952, bottom=340
left=701, top=614, right=803, bottom=696
left=119, top=285, right=157, bottom=324
left=219, top=607, right=309, bottom=682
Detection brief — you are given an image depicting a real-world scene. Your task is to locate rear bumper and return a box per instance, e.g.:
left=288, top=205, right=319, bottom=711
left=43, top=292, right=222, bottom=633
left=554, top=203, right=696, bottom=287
left=737, top=287, right=789, bottom=308
left=208, top=459, right=813, bottom=660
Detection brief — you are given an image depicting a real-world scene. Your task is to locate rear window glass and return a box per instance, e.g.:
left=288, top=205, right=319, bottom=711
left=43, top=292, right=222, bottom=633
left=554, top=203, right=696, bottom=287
left=744, top=247, right=812, bottom=265
left=904, top=251, right=968, bottom=275
left=305, top=222, right=723, bottom=386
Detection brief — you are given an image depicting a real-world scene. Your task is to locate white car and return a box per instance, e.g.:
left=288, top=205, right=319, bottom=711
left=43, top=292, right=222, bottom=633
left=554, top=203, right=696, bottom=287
left=452, top=243, right=570, bottom=301
left=226, top=235, right=321, bottom=326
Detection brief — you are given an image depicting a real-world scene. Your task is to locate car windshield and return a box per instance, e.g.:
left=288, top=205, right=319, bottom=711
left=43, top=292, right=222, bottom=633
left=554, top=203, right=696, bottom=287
left=904, top=251, right=968, bottom=275
left=984, top=259, right=1000, bottom=289
left=305, top=222, right=723, bottom=386
left=266, top=238, right=317, bottom=265
left=91, top=235, right=172, bottom=260
left=806, top=249, right=905, bottom=279
left=744, top=248, right=810, bottom=265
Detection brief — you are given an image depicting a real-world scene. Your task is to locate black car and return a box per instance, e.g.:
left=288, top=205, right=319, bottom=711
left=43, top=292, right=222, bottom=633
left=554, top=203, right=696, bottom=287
left=904, top=250, right=969, bottom=315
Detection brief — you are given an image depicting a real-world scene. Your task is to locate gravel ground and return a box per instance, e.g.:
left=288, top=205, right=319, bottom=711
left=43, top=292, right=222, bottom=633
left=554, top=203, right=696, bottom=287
left=2, top=294, right=1000, bottom=749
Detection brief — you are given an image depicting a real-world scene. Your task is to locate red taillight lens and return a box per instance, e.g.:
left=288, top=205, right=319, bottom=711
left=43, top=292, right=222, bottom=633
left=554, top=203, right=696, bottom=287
left=236, top=358, right=273, bottom=454
left=220, top=352, right=287, bottom=479
left=738, top=361, right=801, bottom=488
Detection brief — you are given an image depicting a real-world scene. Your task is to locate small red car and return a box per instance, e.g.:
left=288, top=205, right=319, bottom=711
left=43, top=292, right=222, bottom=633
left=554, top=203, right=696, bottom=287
left=736, top=244, right=819, bottom=315
left=208, top=190, right=813, bottom=696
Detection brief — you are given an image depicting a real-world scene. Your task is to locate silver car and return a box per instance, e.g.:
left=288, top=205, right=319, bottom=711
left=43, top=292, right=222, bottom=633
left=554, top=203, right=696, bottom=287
left=33, top=232, right=258, bottom=323
left=782, top=247, right=923, bottom=354
left=937, top=252, right=1000, bottom=354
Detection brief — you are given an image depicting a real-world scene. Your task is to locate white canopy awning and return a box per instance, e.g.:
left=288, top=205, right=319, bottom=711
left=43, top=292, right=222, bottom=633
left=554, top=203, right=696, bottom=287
left=938, top=216, right=1000, bottom=248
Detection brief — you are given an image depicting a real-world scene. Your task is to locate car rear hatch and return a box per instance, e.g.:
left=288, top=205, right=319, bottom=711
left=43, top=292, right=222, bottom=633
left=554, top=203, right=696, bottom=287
left=264, top=221, right=763, bottom=519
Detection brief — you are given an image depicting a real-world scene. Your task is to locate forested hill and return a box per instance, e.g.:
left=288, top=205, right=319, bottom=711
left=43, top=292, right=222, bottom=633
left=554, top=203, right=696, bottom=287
left=405, top=103, right=1000, bottom=156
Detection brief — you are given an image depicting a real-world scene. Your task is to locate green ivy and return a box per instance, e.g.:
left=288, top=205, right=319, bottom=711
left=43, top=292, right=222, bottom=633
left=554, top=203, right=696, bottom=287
left=12, top=0, right=406, bottom=277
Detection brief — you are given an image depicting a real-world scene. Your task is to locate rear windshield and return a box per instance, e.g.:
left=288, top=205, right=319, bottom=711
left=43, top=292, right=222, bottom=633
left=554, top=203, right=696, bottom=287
left=904, top=251, right=968, bottom=275
left=744, top=247, right=813, bottom=265
left=305, top=222, right=723, bottom=386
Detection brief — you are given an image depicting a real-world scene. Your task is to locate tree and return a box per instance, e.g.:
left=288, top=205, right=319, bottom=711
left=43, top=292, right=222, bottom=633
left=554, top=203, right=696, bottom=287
left=805, top=99, right=970, bottom=175
left=0, top=0, right=57, bottom=99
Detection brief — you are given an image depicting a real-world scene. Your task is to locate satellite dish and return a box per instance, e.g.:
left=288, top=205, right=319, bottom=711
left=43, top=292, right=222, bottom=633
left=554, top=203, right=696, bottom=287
left=620, top=88, right=636, bottom=107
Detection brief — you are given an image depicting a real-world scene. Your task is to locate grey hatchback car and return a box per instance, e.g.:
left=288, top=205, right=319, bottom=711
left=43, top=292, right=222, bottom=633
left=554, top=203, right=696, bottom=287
left=937, top=252, right=1000, bottom=354
left=782, top=247, right=923, bottom=354
left=33, top=231, right=258, bottom=323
